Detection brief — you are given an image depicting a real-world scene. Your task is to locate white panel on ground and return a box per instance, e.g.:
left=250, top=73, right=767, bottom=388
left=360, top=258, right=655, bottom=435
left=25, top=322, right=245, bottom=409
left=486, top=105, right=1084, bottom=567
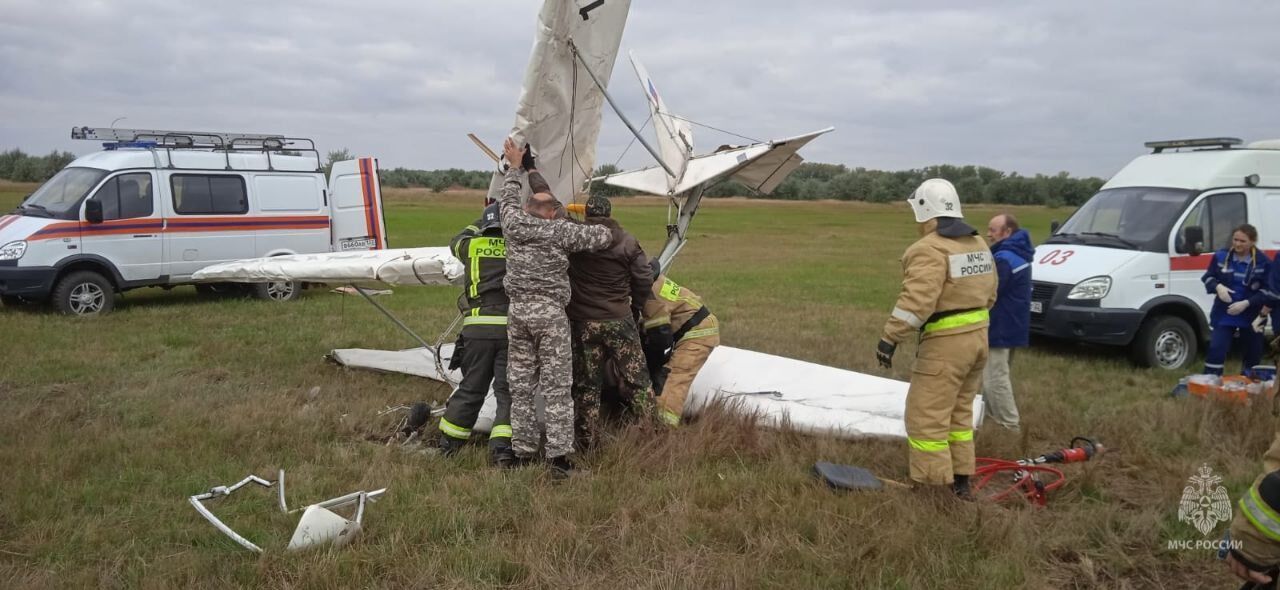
left=325, top=345, right=981, bottom=440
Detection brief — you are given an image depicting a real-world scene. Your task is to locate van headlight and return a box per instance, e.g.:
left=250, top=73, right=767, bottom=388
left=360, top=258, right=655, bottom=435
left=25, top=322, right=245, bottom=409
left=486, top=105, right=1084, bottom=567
left=0, top=240, right=26, bottom=261
left=1067, top=276, right=1111, bottom=300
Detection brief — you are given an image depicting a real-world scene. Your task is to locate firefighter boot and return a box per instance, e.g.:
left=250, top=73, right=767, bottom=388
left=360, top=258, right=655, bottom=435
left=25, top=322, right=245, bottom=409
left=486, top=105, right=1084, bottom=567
left=952, top=474, right=974, bottom=501
left=432, top=435, right=466, bottom=458
left=490, top=442, right=518, bottom=469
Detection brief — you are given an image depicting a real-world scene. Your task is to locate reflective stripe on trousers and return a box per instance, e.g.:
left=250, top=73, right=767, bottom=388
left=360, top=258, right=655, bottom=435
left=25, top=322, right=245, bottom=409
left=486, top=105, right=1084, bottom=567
left=439, top=417, right=471, bottom=440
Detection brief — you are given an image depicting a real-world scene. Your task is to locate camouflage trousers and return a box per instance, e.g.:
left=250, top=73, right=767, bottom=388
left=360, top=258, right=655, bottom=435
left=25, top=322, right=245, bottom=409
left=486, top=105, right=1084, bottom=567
left=507, top=298, right=575, bottom=459
left=571, top=318, right=655, bottom=450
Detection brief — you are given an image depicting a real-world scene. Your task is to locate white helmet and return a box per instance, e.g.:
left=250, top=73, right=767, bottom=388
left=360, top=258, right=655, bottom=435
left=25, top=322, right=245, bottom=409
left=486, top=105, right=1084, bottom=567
left=908, top=178, right=963, bottom=223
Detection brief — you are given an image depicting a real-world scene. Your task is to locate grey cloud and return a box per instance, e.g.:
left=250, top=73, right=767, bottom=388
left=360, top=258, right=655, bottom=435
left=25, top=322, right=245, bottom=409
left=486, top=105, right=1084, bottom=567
left=2, top=0, right=1278, bottom=178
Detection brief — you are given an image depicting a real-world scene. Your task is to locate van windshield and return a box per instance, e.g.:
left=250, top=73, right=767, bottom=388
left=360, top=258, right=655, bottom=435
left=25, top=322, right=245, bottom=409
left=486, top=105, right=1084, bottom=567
left=19, top=167, right=108, bottom=220
left=1046, top=187, right=1195, bottom=252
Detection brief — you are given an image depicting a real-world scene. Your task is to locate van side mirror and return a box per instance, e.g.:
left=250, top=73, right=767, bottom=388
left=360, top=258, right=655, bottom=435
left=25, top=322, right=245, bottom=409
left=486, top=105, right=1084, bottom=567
left=1050, top=220, right=1060, bottom=234
left=85, top=199, right=103, bottom=224
left=1183, top=225, right=1204, bottom=256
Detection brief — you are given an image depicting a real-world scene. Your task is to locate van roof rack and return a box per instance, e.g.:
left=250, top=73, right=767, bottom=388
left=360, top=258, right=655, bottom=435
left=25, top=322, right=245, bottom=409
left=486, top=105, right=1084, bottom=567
left=70, top=125, right=323, bottom=173
left=1144, top=137, right=1242, bottom=153
left=71, top=126, right=290, bottom=149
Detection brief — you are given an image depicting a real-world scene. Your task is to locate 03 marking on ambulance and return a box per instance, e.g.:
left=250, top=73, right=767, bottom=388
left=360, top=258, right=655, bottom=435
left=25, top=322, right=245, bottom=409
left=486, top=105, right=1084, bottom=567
left=948, top=251, right=994, bottom=278
left=1177, top=464, right=1232, bottom=536
left=1038, top=249, right=1076, bottom=266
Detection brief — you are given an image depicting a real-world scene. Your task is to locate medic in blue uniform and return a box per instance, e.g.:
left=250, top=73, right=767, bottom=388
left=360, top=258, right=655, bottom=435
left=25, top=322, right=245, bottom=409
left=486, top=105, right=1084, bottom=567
left=1201, top=224, right=1270, bottom=376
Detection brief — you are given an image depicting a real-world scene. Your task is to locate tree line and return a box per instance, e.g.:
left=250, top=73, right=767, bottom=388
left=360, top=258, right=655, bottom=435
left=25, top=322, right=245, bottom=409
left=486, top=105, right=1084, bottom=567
left=1, top=147, right=1107, bottom=208
left=0, top=149, right=77, bottom=183
left=375, top=161, right=1105, bottom=208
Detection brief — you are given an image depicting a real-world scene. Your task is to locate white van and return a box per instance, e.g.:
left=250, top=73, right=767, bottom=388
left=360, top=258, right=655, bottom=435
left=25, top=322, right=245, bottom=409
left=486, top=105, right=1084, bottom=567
left=1033, top=137, right=1280, bottom=370
left=0, top=127, right=388, bottom=315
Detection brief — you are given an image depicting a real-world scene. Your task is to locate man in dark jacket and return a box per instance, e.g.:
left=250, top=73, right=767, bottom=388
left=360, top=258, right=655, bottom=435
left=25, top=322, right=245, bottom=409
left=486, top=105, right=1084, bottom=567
left=982, top=213, right=1033, bottom=431
left=567, top=195, right=655, bottom=450
left=438, top=203, right=516, bottom=465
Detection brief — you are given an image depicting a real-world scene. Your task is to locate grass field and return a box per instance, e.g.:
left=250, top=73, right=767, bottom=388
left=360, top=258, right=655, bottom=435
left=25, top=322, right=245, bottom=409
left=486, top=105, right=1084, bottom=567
left=0, top=180, right=1272, bottom=588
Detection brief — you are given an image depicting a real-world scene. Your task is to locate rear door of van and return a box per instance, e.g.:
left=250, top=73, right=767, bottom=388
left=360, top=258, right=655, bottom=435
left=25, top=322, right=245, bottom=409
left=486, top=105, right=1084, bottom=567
left=328, top=158, right=388, bottom=252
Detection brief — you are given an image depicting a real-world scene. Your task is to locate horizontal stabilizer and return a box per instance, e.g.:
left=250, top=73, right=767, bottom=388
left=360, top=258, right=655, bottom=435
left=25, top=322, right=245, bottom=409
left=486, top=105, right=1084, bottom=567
left=600, top=128, right=832, bottom=196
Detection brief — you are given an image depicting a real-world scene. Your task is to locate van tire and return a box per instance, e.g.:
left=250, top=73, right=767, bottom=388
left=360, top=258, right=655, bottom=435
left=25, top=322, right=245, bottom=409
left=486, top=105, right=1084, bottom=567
left=251, top=281, right=301, bottom=302
left=1131, top=315, right=1197, bottom=370
left=52, top=271, right=116, bottom=316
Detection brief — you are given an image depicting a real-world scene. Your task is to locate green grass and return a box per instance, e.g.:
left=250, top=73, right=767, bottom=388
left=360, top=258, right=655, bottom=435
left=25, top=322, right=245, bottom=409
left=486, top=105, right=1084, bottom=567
left=0, top=182, right=1263, bottom=588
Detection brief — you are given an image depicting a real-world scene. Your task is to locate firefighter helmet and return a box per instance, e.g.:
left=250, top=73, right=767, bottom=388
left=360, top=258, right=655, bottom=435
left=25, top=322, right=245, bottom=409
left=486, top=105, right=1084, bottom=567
left=908, top=178, right=963, bottom=223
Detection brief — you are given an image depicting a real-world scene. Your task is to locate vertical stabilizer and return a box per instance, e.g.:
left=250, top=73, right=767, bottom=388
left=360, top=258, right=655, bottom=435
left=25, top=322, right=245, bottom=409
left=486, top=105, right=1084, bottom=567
left=629, top=52, right=692, bottom=193
left=485, top=0, right=632, bottom=205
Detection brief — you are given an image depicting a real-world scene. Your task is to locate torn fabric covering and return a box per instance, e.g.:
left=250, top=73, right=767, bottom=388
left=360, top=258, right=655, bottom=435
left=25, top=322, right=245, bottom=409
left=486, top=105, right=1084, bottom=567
left=191, top=247, right=464, bottom=286
left=484, top=0, right=632, bottom=205
left=327, top=344, right=983, bottom=440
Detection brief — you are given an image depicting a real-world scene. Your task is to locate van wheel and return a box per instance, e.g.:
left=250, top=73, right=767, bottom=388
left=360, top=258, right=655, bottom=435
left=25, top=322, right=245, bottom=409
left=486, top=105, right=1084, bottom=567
left=251, top=281, right=301, bottom=302
left=52, top=271, right=116, bottom=316
left=1131, top=315, right=1197, bottom=370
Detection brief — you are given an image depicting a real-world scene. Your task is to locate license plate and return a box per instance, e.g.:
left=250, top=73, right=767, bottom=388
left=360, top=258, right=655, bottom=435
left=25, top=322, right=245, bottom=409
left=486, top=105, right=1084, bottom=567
left=1030, top=301, right=1043, bottom=314
left=339, top=237, right=377, bottom=251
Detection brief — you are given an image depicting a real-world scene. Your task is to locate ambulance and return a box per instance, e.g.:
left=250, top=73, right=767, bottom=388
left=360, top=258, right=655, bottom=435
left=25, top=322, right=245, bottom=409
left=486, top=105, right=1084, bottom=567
left=1033, top=137, right=1280, bottom=370
left=0, top=127, right=387, bottom=315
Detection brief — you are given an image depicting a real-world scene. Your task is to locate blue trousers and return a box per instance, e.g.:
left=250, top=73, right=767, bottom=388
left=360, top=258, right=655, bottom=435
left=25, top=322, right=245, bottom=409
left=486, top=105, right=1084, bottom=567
left=1204, top=324, right=1263, bottom=376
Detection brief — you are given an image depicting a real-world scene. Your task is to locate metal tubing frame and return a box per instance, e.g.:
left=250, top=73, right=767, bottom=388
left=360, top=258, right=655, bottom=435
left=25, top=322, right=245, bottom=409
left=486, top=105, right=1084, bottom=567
left=352, top=284, right=434, bottom=350
left=568, top=39, right=676, bottom=179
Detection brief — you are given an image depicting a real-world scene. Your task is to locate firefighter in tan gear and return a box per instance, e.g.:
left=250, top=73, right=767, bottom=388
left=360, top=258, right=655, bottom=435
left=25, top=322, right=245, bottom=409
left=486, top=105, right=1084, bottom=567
left=640, top=259, right=719, bottom=426
left=1225, top=421, right=1280, bottom=584
left=877, top=178, right=997, bottom=496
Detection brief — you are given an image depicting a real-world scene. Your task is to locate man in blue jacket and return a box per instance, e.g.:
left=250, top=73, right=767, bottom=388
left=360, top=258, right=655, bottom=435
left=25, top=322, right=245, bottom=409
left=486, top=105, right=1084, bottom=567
left=982, top=214, right=1033, bottom=431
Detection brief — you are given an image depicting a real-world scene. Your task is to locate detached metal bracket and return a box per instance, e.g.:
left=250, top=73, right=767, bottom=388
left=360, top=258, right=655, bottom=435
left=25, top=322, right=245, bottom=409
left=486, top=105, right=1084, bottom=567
left=188, top=470, right=387, bottom=553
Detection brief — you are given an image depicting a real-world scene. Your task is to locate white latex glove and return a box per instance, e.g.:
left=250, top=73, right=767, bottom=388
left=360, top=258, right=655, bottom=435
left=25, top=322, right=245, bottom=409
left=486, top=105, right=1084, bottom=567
left=1227, top=300, right=1250, bottom=316
left=1216, top=284, right=1235, bottom=303
left=1254, top=315, right=1268, bottom=334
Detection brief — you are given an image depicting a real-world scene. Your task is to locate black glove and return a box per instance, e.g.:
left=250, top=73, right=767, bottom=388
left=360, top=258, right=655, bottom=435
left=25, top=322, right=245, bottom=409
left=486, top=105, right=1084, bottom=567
left=652, top=366, right=670, bottom=396
left=643, top=326, right=673, bottom=374
left=876, top=339, right=896, bottom=369
left=521, top=143, right=537, bottom=171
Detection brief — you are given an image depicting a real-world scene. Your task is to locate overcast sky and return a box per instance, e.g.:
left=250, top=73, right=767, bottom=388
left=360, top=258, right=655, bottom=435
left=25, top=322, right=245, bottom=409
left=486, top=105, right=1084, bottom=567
left=2, top=0, right=1278, bottom=179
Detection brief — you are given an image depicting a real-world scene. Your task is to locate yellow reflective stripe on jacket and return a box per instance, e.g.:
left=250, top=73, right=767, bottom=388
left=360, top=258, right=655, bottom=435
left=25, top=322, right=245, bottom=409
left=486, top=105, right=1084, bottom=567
left=1242, top=487, right=1280, bottom=542
left=661, top=409, right=681, bottom=426
left=923, top=309, right=989, bottom=333
left=644, top=315, right=671, bottom=329
left=439, top=417, right=471, bottom=440
left=489, top=424, right=512, bottom=439
left=908, top=437, right=949, bottom=452
left=680, top=326, right=719, bottom=341
left=948, top=430, right=973, bottom=442
left=463, top=315, right=508, bottom=326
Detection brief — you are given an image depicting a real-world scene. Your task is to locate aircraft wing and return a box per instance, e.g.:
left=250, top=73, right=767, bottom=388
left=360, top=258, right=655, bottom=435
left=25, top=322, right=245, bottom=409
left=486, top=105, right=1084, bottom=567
left=600, top=127, right=833, bottom=196
left=484, top=0, right=631, bottom=204
left=191, top=247, right=465, bottom=286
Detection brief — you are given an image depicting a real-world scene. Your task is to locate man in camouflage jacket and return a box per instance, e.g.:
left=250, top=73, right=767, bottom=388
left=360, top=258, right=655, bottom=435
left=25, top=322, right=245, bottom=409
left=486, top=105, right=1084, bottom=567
left=498, top=138, right=613, bottom=478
